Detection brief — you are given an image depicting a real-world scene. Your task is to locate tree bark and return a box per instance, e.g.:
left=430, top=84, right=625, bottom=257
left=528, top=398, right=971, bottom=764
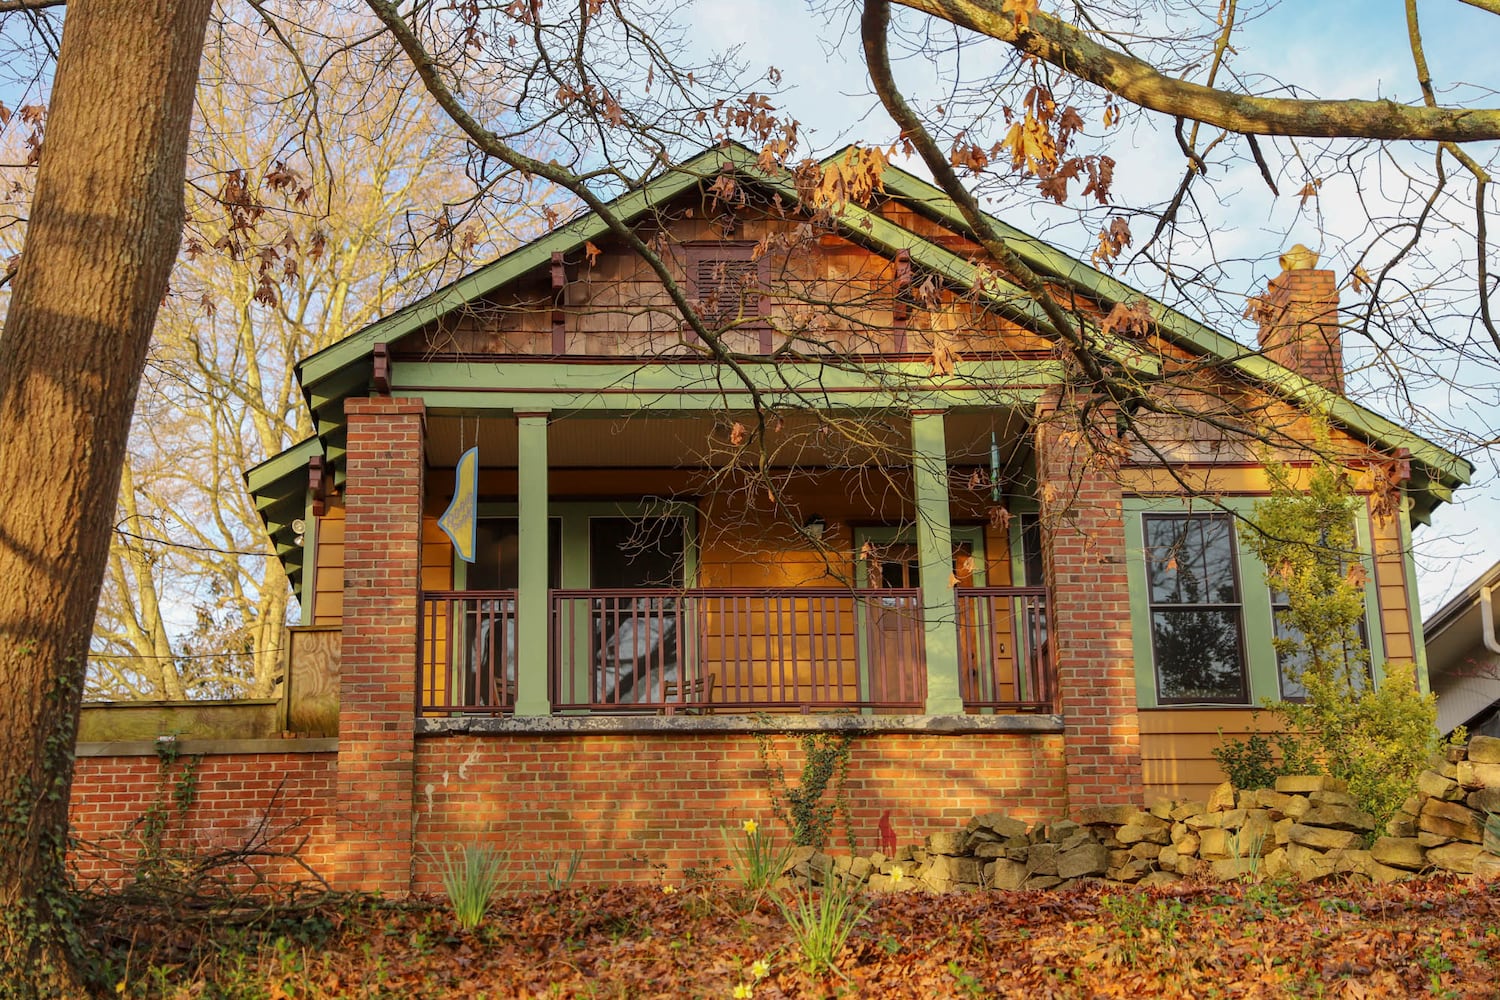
left=0, top=0, right=211, bottom=992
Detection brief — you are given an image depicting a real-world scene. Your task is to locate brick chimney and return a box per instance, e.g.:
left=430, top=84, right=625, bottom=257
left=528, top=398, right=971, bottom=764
left=1253, top=244, right=1342, bottom=394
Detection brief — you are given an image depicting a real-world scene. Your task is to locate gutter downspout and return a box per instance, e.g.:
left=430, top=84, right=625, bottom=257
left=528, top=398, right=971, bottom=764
left=1482, top=585, right=1500, bottom=655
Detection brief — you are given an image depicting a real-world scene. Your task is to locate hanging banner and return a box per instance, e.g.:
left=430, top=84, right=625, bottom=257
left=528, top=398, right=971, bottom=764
left=438, top=446, right=478, bottom=563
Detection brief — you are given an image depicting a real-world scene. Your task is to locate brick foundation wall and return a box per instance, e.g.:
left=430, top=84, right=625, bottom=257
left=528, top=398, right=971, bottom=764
left=411, top=731, right=1067, bottom=889
left=68, top=750, right=337, bottom=888
left=1035, top=394, right=1144, bottom=810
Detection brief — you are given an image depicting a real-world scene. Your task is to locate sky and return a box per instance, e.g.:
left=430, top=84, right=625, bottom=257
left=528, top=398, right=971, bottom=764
left=684, top=0, right=1500, bottom=613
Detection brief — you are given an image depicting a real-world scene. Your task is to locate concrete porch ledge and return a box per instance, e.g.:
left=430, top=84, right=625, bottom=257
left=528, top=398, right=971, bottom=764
left=415, top=713, right=1065, bottom=737
left=75, top=737, right=339, bottom=757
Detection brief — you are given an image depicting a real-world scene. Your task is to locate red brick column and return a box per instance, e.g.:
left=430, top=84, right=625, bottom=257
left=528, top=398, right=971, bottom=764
left=1034, top=393, right=1143, bottom=812
left=335, top=396, right=425, bottom=892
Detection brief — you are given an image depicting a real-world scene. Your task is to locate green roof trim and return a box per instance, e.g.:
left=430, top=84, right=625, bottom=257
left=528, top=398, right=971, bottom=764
left=874, top=161, right=1473, bottom=490
left=244, top=435, right=321, bottom=602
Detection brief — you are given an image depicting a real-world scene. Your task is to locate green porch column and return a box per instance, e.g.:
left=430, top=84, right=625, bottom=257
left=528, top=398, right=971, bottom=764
left=515, top=411, right=552, bottom=716
left=912, top=409, right=963, bottom=714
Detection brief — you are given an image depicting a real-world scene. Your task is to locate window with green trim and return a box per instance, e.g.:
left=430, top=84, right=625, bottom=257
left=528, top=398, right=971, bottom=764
left=1143, top=513, right=1250, bottom=704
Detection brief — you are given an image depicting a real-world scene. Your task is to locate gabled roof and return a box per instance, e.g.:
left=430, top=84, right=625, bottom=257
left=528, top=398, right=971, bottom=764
left=249, top=141, right=1473, bottom=592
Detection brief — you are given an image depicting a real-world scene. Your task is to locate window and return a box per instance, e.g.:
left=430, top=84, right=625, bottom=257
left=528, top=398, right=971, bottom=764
left=1272, top=588, right=1372, bottom=701
left=1143, top=514, right=1249, bottom=704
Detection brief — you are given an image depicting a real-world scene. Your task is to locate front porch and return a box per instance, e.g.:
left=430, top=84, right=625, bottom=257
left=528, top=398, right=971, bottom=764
left=416, top=585, right=1052, bottom=716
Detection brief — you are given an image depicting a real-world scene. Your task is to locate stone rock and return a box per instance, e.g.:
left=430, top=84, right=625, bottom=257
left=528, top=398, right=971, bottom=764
left=988, top=859, right=1028, bottom=890
left=1485, top=824, right=1500, bottom=857
left=1386, top=815, right=1418, bottom=839
left=1108, top=849, right=1131, bottom=868
left=1158, top=846, right=1179, bottom=869
left=1198, top=828, right=1232, bottom=861
left=1186, top=811, right=1230, bottom=831
left=1370, top=837, right=1426, bottom=871
left=1473, top=855, right=1500, bottom=881
left=1447, top=744, right=1468, bottom=764
left=1261, top=848, right=1289, bottom=879
left=1174, top=855, right=1201, bottom=877
left=1301, top=805, right=1376, bottom=833
left=1468, top=734, right=1500, bottom=764
left=1468, top=787, right=1500, bottom=814
left=1117, top=823, right=1172, bottom=846
left=1418, top=770, right=1465, bottom=802
left=1170, top=801, right=1206, bottom=822
left=1022, top=875, right=1063, bottom=890
left=1276, top=775, right=1346, bottom=794
left=850, top=857, right=873, bottom=879
left=1287, top=843, right=1335, bottom=881
left=1072, top=805, right=1133, bottom=827
left=1206, top=782, right=1237, bottom=812
left=1059, top=831, right=1095, bottom=853
left=973, top=842, right=1007, bottom=859
left=1457, top=761, right=1500, bottom=790
left=975, top=814, right=1031, bottom=839
left=1329, top=849, right=1371, bottom=875
left=1177, top=833, right=1201, bottom=857
left=1027, top=843, right=1059, bottom=876
left=1288, top=824, right=1361, bottom=851
left=1308, top=790, right=1360, bottom=809
left=1128, top=842, right=1163, bottom=861
left=1057, top=843, right=1112, bottom=879
left=1148, top=799, right=1175, bottom=820
left=1047, top=820, right=1082, bottom=843
left=950, top=857, right=985, bottom=884
left=927, top=831, right=966, bottom=855
left=1418, top=831, right=1453, bottom=848
left=1140, top=871, right=1181, bottom=888
left=1274, top=817, right=1295, bottom=846
left=1365, top=858, right=1410, bottom=884
left=1427, top=843, right=1484, bottom=874
left=1252, top=790, right=1296, bottom=818
left=1211, top=858, right=1262, bottom=882
left=1419, top=798, right=1484, bottom=843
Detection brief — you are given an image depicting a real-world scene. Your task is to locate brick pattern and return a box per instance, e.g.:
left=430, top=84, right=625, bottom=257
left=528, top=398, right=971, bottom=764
left=336, top=396, right=426, bottom=892
left=1255, top=268, right=1342, bottom=394
left=411, top=731, right=1067, bottom=888
left=1035, top=395, right=1144, bottom=811
left=68, top=752, right=337, bottom=888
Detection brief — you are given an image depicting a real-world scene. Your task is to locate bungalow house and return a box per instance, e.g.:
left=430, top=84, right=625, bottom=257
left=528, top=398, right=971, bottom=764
left=74, top=143, right=1469, bottom=895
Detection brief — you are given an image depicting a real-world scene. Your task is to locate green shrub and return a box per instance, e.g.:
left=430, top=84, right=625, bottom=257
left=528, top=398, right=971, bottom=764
left=1234, top=457, right=1437, bottom=827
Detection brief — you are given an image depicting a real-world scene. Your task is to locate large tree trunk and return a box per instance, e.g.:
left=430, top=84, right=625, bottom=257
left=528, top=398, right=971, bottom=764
left=0, top=0, right=212, bottom=993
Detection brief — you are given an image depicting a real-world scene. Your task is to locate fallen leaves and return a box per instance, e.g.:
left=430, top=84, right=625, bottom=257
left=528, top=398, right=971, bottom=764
left=89, top=877, right=1500, bottom=999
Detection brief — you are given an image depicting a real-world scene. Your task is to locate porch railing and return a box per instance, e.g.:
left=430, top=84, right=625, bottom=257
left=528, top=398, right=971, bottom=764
left=550, top=588, right=926, bottom=713
left=416, top=586, right=1052, bottom=716
left=955, top=586, right=1053, bottom=711
left=417, top=590, right=517, bottom=714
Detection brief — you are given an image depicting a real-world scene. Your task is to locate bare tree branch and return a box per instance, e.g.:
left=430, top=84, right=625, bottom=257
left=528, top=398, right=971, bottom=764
left=893, top=0, right=1500, bottom=141
left=0, top=0, right=64, bottom=12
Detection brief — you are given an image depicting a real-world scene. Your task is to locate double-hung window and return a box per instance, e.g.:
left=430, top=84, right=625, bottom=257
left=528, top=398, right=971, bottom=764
left=1142, top=513, right=1250, bottom=704
left=1128, top=498, right=1386, bottom=708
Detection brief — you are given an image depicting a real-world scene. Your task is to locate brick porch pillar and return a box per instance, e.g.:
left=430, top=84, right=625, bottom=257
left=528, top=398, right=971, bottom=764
left=1033, top=392, right=1143, bottom=812
left=335, top=396, right=426, bottom=893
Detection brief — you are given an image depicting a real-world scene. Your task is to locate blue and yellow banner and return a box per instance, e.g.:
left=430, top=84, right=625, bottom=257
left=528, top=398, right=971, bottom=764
left=438, top=446, right=478, bottom=563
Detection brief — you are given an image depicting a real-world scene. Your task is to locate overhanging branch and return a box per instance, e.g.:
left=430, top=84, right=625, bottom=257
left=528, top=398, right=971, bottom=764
left=893, top=0, right=1500, bottom=141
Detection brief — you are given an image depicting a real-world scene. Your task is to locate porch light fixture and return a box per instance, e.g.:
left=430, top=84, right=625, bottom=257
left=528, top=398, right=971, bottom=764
left=802, top=514, right=827, bottom=540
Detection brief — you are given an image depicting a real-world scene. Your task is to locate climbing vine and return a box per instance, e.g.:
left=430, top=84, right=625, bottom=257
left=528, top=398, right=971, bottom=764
left=753, top=728, right=856, bottom=852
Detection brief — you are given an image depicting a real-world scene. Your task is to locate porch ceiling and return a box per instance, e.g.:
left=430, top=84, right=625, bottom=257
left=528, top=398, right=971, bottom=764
left=424, top=409, right=1030, bottom=470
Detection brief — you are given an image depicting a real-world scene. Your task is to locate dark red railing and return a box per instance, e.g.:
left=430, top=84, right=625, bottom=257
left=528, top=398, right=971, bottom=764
left=549, top=588, right=926, bottom=713
left=954, top=586, right=1053, bottom=711
left=417, top=590, right=518, bottom=714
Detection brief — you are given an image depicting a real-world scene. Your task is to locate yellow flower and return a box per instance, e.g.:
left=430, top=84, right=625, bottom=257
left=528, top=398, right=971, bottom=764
left=742, top=819, right=758, bottom=835
left=890, top=865, right=905, bottom=883
left=661, top=883, right=678, bottom=895
left=750, top=959, right=770, bottom=979
left=733, top=984, right=753, bottom=999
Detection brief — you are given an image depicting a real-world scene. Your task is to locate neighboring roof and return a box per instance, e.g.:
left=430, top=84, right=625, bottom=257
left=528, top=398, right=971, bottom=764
left=249, top=141, right=1475, bottom=584
left=1423, top=559, right=1500, bottom=733
left=244, top=435, right=320, bottom=600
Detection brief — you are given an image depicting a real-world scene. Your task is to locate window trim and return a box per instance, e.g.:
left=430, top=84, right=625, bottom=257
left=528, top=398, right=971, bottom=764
left=1141, top=512, right=1251, bottom=706
left=1124, top=496, right=1386, bottom=709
